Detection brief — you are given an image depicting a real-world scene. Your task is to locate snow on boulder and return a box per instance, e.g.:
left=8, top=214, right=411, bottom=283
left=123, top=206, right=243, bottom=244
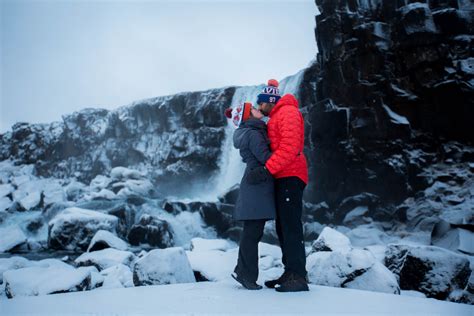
left=307, top=248, right=375, bottom=288
left=190, top=238, right=235, bottom=252
left=186, top=248, right=237, bottom=282
left=110, top=167, right=144, bottom=181
left=114, top=179, right=154, bottom=198
left=127, top=214, right=174, bottom=248
left=77, top=266, right=104, bottom=289
left=100, top=264, right=134, bottom=289
left=344, top=261, right=400, bottom=294
left=75, top=248, right=136, bottom=271
left=310, top=227, right=352, bottom=253
left=0, top=225, right=27, bottom=253
left=0, top=256, right=32, bottom=283
left=3, top=266, right=91, bottom=298
left=384, top=244, right=471, bottom=300
left=42, top=179, right=66, bottom=206
left=48, top=207, right=119, bottom=251
left=431, top=219, right=474, bottom=255
left=133, top=247, right=195, bottom=286
left=87, top=230, right=128, bottom=252
left=18, top=190, right=41, bottom=211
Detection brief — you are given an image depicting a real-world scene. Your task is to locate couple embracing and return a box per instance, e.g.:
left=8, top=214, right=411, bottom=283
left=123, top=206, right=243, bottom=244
left=224, top=79, right=308, bottom=292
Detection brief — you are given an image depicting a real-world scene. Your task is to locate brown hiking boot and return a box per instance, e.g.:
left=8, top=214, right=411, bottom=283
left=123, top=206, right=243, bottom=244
left=264, top=270, right=291, bottom=289
left=275, top=272, right=309, bottom=292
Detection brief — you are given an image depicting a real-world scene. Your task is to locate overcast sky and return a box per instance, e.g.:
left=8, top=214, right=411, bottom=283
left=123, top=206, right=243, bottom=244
left=1, top=0, right=317, bottom=132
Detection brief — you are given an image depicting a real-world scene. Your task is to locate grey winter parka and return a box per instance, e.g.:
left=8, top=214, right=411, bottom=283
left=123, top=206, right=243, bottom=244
left=233, top=118, right=276, bottom=221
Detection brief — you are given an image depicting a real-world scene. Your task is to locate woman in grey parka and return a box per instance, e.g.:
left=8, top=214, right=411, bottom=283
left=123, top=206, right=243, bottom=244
left=224, top=102, right=275, bottom=290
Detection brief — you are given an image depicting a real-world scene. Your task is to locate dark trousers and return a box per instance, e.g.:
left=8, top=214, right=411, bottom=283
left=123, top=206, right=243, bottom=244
left=275, top=176, right=307, bottom=278
left=235, top=219, right=266, bottom=283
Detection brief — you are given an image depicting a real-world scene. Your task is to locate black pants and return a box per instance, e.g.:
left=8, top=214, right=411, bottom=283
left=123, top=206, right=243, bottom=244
left=235, top=219, right=266, bottom=283
left=275, top=176, right=307, bottom=278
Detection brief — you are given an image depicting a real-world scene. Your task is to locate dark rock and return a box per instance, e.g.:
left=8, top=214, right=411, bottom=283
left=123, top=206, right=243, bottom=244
left=384, top=244, right=471, bottom=300
left=107, top=203, right=136, bottom=240
left=127, top=214, right=174, bottom=248
left=431, top=219, right=474, bottom=254
left=223, top=226, right=242, bottom=243
left=47, top=207, right=119, bottom=251
left=161, top=200, right=188, bottom=214
left=25, top=217, right=43, bottom=233
left=189, top=202, right=233, bottom=236
left=218, top=184, right=240, bottom=205
left=193, top=270, right=210, bottom=282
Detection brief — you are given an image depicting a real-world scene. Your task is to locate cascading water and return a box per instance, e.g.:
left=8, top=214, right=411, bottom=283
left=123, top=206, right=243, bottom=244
left=209, top=69, right=306, bottom=200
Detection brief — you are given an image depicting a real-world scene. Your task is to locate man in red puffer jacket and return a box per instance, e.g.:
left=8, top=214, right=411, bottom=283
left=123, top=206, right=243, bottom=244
left=248, top=79, right=309, bottom=292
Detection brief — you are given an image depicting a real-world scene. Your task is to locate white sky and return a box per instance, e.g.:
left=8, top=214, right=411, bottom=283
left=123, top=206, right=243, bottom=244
left=0, top=0, right=317, bottom=132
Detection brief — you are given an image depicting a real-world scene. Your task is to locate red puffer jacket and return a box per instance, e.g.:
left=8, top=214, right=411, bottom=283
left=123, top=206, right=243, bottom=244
left=265, top=94, right=308, bottom=184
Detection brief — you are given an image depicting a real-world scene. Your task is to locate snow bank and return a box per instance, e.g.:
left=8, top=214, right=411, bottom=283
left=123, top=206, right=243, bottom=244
left=75, top=248, right=136, bottom=271
left=3, top=266, right=91, bottom=298
left=133, top=247, right=196, bottom=286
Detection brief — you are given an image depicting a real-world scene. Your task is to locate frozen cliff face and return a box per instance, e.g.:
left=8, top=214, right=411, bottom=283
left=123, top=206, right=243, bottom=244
left=302, top=0, right=474, bottom=207
left=0, top=87, right=236, bottom=193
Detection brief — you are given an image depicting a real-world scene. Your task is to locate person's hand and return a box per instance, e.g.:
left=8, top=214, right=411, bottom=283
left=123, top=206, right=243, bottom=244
left=246, top=166, right=272, bottom=185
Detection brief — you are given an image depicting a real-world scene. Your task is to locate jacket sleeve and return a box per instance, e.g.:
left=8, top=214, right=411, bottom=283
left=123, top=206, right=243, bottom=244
left=265, top=107, right=303, bottom=175
left=248, top=130, right=272, bottom=166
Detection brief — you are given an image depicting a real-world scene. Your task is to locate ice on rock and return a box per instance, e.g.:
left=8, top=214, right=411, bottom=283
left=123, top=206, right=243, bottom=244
left=115, top=179, right=154, bottom=198
left=48, top=207, right=119, bottom=251
left=75, top=248, right=136, bottom=271
left=100, top=264, right=134, bottom=289
left=311, top=227, right=352, bottom=253
left=90, top=188, right=116, bottom=200
left=382, top=104, right=410, bottom=125
left=87, top=230, right=128, bottom=252
left=0, top=225, right=27, bottom=253
left=3, top=266, right=91, bottom=298
left=133, top=247, right=196, bottom=286
left=89, top=175, right=112, bottom=192
left=190, top=237, right=235, bottom=252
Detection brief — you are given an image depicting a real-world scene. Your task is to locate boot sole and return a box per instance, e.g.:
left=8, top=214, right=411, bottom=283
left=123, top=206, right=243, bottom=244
left=275, top=285, right=309, bottom=292
left=264, top=281, right=279, bottom=289
left=231, top=273, right=262, bottom=290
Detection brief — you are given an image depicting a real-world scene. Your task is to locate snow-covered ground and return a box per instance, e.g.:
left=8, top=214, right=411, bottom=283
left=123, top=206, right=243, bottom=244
left=1, top=280, right=472, bottom=316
